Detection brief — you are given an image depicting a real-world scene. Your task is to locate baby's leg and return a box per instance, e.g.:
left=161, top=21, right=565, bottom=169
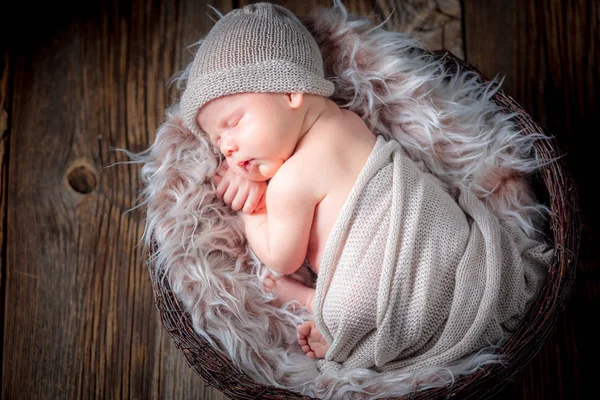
left=263, top=272, right=315, bottom=311
left=297, top=321, right=330, bottom=359
left=263, top=273, right=330, bottom=358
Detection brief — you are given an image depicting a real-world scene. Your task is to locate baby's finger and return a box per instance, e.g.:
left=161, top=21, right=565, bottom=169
left=242, top=187, right=261, bottom=214
left=216, top=177, right=229, bottom=199
left=215, top=162, right=228, bottom=177
left=231, top=187, right=249, bottom=211
left=255, top=194, right=267, bottom=212
left=212, top=174, right=222, bottom=186
left=222, top=183, right=239, bottom=206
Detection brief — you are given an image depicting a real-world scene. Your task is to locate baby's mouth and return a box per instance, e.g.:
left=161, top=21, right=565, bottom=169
left=236, top=158, right=254, bottom=172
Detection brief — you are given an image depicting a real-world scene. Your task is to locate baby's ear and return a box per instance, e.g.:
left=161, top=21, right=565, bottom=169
left=287, top=92, right=304, bottom=109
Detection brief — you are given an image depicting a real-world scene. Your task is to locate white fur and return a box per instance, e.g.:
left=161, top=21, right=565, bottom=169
left=121, top=2, right=552, bottom=398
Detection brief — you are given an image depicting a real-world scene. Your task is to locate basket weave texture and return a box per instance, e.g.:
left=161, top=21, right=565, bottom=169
left=148, top=50, right=581, bottom=400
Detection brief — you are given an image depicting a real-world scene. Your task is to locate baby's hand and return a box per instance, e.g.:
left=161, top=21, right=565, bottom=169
left=212, top=162, right=267, bottom=214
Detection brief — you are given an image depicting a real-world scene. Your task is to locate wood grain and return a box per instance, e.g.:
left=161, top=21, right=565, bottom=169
left=3, top=0, right=597, bottom=399
left=0, top=46, right=10, bottom=397
left=1, top=0, right=221, bottom=398
left=464, top=0, right=599, bottom=398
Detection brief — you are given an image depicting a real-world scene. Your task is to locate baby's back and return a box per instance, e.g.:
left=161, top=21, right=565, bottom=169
left=293, top=102, right=377, bottom=273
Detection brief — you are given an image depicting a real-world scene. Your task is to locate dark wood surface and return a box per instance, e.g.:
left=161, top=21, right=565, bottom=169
left=463, top=1, right=599, bottom=398
left=1, top=0, right=597, bottom=399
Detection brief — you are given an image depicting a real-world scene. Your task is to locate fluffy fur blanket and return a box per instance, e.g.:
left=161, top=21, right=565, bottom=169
left=314, top=135, right=551, bottom=375
left=128, top=2, right=554, bottom=399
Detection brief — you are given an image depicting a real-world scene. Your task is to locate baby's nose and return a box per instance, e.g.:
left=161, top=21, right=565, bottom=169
left=220, top=137, right=238, bottom=156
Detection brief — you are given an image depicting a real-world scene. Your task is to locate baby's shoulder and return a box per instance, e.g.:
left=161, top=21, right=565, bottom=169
left=272, top=109, right=374, bottom=198
left=269, top=131, right=339, bottom=201
left=274, top=142, right=332, bottom=198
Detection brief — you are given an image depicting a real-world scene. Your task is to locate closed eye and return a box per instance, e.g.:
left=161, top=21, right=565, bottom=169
left=229, top=115, right=242, bottom=127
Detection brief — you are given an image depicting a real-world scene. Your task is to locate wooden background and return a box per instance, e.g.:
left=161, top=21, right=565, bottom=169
left=1, top=0, right=598, bottom=398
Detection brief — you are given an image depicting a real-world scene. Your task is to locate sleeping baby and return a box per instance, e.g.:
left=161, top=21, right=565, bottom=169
left=180, top=2, right=552, bottom=374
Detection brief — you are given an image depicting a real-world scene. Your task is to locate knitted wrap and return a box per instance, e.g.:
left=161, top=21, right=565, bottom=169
left=314, top=135, right=553, bottom=373
left=180, top=2, right=335, bottom=139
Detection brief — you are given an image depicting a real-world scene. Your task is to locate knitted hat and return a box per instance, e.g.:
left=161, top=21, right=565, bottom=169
left=180, top=2, right=335, bottom=139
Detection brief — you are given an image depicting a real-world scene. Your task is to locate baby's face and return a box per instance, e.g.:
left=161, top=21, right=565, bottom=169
left=197, top=92, right=305, bottom=181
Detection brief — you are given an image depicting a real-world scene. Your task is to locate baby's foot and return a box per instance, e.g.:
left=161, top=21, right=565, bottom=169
left=297, top=321, right=329, bottom=359
left=263, top=272, right=315, bottom=311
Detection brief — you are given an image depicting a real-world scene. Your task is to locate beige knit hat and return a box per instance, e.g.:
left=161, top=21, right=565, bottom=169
left=180, top=2, right=335, bottom=139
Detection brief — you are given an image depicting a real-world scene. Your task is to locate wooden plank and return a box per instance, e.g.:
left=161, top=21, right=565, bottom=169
left=1, top=1, right=230, bottom=399
left=464, top=0, right=599, bottom=398
left=0, top=46, right=10, bottom=396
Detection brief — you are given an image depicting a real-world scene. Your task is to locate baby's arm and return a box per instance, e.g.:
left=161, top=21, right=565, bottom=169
left=239, top=163, right=320, bottom=275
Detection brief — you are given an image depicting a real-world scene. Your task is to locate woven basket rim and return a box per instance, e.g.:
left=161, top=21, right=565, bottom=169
left=147, top=50, right=581, bottom=400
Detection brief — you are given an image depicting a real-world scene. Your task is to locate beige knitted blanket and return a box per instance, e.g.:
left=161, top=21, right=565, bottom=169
left=313, top=135, right=552, bottom=374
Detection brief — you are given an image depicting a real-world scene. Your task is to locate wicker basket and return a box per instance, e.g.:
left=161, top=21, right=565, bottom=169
left=148, top=50, right=581, bottom=399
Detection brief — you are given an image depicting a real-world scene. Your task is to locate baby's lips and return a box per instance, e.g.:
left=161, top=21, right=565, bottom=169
left=235, top=158, right=256, bottom=173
